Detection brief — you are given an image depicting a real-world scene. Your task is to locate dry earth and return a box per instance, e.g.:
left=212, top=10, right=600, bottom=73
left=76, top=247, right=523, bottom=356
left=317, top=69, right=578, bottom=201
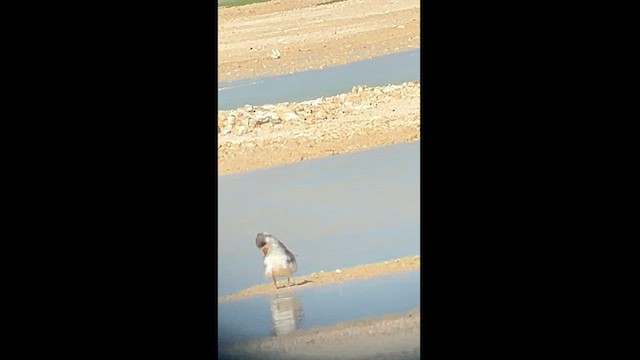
left=218, top=0, right=420, bottom=82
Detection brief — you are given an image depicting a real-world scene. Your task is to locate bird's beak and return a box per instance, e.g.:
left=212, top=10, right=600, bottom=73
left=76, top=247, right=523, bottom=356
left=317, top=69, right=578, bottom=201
left=261, top=247, right=268, bottom=256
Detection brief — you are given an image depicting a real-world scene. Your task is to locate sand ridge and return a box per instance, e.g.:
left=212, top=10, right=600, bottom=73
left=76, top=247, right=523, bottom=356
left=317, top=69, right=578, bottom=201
left=218, top=81, right=420, bottom=175
left=219, top=255, right=420, bottom=302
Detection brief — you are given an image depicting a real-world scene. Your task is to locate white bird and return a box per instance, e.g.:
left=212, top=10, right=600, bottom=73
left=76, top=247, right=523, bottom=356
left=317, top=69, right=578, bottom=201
left=256, top=232, right=298, bottom=289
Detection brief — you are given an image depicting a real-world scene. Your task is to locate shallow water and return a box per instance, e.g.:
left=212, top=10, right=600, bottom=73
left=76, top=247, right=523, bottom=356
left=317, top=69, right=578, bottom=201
left=218, top=270, right=420, bottom=345
left=218, top=141, right=420, bottom=296
left=218, top=49, right=420, bottom=110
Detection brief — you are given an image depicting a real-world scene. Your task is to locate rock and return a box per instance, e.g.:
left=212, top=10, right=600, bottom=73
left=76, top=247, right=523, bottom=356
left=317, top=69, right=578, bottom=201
left=244, top=104, right=253, bottom=112
left=236, top=125, right=247, bottom=136
left=335, top=269, right=341, bottom=273
left=351, top=104, right=372, bottom=110
left=302, top=98, right=322, bottom=106
left=226, top=115, right=236, bottom=127
left=282, top=112, right=302, bottom=122
left=262, top=104, right=277, bottom=111
left=255, top=111, right=280, bottom=123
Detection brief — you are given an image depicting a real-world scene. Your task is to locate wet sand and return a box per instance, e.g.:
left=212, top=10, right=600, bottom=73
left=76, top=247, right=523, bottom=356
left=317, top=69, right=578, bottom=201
left=219, top=307, right=420, bottom=360
left=219, top=255, right=419, bottom=302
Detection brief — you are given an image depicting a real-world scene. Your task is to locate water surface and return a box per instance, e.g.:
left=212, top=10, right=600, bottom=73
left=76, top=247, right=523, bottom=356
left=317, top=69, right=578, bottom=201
left=218, top=271, right=420, bottom=345
left=218, top=49, right=420, bottom=110
left=218, top=141, right=420, bottom=296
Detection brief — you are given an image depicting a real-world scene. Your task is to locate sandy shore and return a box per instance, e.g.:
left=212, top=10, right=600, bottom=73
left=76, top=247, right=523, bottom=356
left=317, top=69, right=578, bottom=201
left=219, top=255, right=420, bottom=302
left=218, top=0, right=420, bottom=83
left=219, top=307, right=420, bottom=360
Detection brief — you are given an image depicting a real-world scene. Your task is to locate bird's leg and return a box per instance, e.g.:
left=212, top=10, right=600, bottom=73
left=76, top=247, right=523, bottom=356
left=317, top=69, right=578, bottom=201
left=272, top=274, right=278, bottom=289
left=287, top=277, right=291, bottom=287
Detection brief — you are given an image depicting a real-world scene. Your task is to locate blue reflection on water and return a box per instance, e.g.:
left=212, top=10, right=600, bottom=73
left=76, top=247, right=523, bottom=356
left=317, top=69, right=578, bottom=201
left=218, top=270, right=420, bottom=345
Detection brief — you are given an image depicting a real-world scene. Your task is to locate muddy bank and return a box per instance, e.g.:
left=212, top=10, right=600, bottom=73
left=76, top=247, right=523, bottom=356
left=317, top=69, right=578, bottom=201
left=218, top=0, right=420, bottom=82
left=218, top=81, right=420, bottom=175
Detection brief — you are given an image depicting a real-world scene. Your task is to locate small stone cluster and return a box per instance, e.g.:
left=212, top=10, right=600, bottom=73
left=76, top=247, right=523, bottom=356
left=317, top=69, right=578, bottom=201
left=217, top=81, right=420, bottom=137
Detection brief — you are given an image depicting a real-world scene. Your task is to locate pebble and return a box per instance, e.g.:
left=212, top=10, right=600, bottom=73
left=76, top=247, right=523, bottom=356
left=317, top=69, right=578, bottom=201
left=255, top=111, right=280, bottom=123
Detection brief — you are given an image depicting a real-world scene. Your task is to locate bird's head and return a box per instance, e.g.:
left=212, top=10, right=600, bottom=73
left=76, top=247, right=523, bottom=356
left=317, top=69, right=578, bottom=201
left=255, top=232, right=273, bottom=255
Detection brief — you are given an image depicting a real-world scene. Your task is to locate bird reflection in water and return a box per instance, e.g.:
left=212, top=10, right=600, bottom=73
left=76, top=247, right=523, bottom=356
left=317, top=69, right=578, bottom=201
left=270, top=292, right=303, bottom=336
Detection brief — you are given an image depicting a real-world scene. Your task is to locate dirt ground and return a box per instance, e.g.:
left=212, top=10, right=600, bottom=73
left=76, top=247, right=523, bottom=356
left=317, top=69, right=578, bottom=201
left=219, top=255, right=420, bottom=302
left=219, top=307, right=420, bottom=360
left=218, top=0, right=420, bottom=83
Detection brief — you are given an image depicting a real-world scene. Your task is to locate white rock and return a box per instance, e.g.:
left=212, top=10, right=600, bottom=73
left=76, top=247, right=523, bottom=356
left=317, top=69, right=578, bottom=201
left=308, top=98, right=322, bottom=106
left=255, top=111, right=280, bottom=123
left=351, top=104, right=373, bottom=110
left=282, top=112, right=302, bottom=122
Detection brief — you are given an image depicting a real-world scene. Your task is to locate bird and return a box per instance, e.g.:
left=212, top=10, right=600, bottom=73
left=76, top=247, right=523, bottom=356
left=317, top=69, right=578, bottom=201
left=255, top=232, right=298, bottom=289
